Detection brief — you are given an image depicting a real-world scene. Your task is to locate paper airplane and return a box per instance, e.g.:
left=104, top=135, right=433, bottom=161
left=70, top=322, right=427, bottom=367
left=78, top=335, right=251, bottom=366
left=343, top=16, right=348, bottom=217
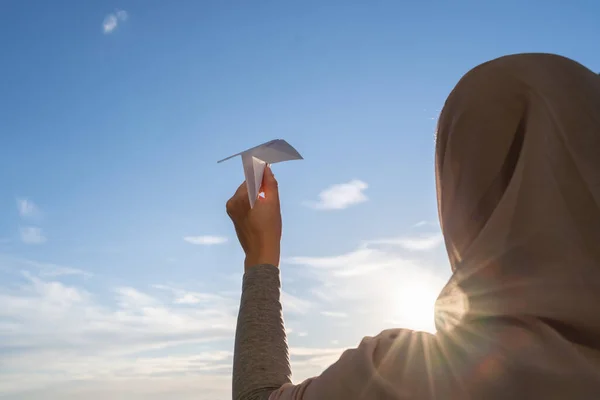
left=218, top=139, right=303, bottom=207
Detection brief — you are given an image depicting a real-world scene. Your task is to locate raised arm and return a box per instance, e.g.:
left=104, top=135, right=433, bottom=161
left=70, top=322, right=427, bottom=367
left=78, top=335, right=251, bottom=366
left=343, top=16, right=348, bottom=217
left=233, top=264, right=291, bottom=400
left=227, top=166, right=291, bottom=400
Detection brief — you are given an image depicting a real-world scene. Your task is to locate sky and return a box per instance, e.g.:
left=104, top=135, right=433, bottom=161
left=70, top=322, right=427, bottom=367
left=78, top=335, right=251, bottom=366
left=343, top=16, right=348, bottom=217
left=0, top=1, right=599, bottom=398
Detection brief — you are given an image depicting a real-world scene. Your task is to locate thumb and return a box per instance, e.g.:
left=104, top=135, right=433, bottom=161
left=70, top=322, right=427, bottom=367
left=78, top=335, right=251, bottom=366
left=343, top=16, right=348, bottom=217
left=261, top=165, right=279, bottom=203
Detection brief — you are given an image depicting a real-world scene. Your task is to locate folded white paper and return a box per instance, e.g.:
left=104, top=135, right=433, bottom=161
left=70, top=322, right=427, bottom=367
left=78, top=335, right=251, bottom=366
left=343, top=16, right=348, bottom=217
left=218, top=139, right=303, bottom=207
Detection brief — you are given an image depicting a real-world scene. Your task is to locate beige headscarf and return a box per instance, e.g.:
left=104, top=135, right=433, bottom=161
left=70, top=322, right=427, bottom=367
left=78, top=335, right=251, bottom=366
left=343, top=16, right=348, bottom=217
left=435, top=53, right=600, bottom=341
left=270, top=53, right=600, bottom=399
left=431, top=53, right=600, bottom=398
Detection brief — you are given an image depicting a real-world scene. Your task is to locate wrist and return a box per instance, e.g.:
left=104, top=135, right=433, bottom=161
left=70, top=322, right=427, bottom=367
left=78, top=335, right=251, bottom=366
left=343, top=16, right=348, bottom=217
left=244, top=247, right=280, bottom=269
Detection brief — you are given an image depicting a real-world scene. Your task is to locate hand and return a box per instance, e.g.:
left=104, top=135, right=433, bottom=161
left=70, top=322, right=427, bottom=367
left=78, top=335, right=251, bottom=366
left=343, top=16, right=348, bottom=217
left=226, top=166, right=282, bottom=269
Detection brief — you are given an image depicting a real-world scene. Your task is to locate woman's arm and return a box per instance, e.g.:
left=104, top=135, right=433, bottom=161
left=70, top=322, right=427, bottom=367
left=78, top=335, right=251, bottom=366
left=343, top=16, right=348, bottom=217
left=226, top=166, right=288, bottom=399
left=232, top=264, right=291, bottom=400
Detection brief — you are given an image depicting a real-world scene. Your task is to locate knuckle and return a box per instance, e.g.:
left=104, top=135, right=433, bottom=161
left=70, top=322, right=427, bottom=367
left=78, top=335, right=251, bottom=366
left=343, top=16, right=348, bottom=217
left=226, top=199, right=235, bottom=215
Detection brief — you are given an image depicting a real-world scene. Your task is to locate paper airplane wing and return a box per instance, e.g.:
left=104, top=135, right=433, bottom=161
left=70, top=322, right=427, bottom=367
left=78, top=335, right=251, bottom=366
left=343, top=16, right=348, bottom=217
left=218, top=139, right=303, bottom=208
left=249, top=139, right=303, bottom=164
left=217, top=139, right=303, bottom=164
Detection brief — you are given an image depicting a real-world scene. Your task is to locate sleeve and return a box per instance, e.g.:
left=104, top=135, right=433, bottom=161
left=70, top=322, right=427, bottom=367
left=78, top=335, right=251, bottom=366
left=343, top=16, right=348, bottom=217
left=268, top=329, right=454, bottom=400
left=233, top=266, right=594, bottom=400
left=267, top=317, right=599, bottom=400
left=232, top=264, right=292, bottom=400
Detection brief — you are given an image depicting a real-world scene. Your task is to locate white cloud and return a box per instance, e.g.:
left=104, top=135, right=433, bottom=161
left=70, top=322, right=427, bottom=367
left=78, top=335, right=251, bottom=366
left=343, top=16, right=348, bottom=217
left=116, top=10, right=128, bottom=21
left=1, top=376, right=232, bottom=400
left=366, top=233, right=444, bottom=251
left=40, top=266, right=92, bottom=278
left=16, top=199, right=47, bottom=245
left=0, top=264, right=242, bottom=397
left=288, top=347, right=346, bottom=382
left=152, top=284, right=227, bottom=305
left=103, top=10, right=128, bottom=34
left=413, top=220, right=439, bottom=228
left=19, top=226, right=46, bottom=244
left=289, top=347, right=343, bottom=357
left=281, top=290, right=313, bottom=314
left=305, top=180, right=368, bottom=210
left=320, top=311, right=347, bottom=318
left=103, top=15, right=118, bottom=33
left=183, top=236, right=228, bottom=245
left=115, top=286, right=157, bottom=308
left=0, top=257, right=344, bottom=398
left=0, top=346, right=341, bottom=399
left=5, top=258, right=92, bottom=278
left=286, top=235, right=450, bottom=333
left=16, top=198, right=39, bottom=218
left=175, top=293, right=213, bottom=304
left=287, top=247, right=400, bottom=277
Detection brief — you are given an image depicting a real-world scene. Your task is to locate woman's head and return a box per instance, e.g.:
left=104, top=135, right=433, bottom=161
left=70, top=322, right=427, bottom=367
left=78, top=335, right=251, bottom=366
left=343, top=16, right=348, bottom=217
left=434, top=54, right=600, bottom=332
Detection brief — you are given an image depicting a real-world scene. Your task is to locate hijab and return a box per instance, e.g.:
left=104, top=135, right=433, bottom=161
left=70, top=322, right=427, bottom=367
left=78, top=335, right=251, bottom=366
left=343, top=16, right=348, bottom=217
left=435, top=52, right=600, bottom=349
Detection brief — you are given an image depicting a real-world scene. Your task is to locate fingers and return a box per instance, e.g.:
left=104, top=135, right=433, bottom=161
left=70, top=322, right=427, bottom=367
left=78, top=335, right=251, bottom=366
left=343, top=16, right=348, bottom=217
left=234, top=180, right=248, bottom=198
left=226, top=181, right=250, bottom=217
left=227, top=165, right=279, bottom=216
left=261, top=165, right=279, bottom=203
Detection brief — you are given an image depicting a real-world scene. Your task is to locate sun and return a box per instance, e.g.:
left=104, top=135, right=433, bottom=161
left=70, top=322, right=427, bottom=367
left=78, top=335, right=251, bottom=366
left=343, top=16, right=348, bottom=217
left=392, top=281, right=439, bottom=333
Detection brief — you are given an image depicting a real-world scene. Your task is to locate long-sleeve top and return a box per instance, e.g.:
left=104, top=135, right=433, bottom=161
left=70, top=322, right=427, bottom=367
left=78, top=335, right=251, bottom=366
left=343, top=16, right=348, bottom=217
left=233, top=264, right=291, bottom=400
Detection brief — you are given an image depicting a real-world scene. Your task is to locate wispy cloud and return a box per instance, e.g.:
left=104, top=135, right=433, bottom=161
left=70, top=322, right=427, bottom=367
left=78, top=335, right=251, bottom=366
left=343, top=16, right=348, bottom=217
left=2, top=375, right=232, bottom=400
left=16, top=198, right=39, bottom=218
left=103, top=9, right=128, bottom=34
left=0, top=257, right=344, bottom=398
left=289, top=347, right=344, bottom=357
left=305, top=180, right=368, bottom=210
left=414, top=220, right=439, bottom=228
left=183, top=236, right=228, bottom=245
left=174, top=293, right=218, bottom=304
left=152, top=284, right=227, bottom=305
left=16, top=199, right=46, bottom=243
left=19, top=226, right=46, bottom=244
left=288, top=346, right=346, bottom=382
left=103, top=15, right=118, bottom=33
left=39, top=266, right=91, bottom=278
left=116, top=9, right=128, bottom=21
left=286, top=233, right=450, bottom=333
left=281, top=290, right=313, bottom=314
left=9, top=258, right=92, bottom=278
left=287, top=247, right=401, bottom=277
left=320, top=311, right=347, bottom=318
left=366, top=233, right=444, bottom=251
left=0, top=264, right=241, bottom=397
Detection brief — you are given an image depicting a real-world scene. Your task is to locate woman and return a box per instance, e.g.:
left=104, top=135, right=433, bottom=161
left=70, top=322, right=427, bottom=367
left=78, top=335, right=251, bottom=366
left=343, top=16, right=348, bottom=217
left=227, top=53, right=600, bottom=399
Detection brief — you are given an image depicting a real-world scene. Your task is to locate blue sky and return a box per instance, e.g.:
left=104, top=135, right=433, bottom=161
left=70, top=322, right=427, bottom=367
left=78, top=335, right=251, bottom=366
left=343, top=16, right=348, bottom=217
left=1, top=1, right=599, bottom=398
